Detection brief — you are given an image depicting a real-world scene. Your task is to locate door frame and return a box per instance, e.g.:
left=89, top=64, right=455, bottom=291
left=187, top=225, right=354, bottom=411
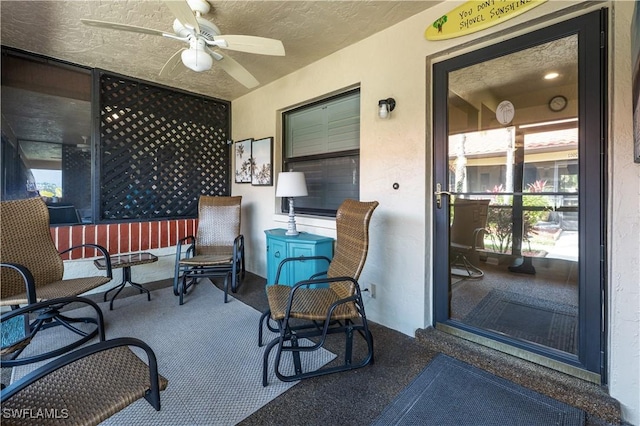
left=431, top=9, right=607, bottom=380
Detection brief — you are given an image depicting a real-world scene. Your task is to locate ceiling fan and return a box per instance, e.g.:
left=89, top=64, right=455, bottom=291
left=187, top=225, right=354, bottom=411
left=81, top=0, right=285, bottom=89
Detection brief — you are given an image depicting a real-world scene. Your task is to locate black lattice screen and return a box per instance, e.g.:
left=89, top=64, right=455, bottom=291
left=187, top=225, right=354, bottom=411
left=99, top=73, right=230, bottom=221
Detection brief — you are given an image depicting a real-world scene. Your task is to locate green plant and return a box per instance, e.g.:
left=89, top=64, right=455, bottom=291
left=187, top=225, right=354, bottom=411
left=486, top=184, right=513, bottom=254
left=524, top=180, right=551, bottom=228
left=484, top=181, right=551, bottom=255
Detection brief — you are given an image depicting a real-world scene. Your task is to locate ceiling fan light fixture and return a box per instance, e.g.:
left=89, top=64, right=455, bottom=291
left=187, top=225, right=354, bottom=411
left=186, top=0, right=211, bottom=15
left=181, top=45, right=213, bottom=72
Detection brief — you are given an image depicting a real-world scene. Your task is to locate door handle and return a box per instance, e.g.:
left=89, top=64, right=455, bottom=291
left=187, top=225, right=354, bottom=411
left=434, top=183, right=452, bottom=209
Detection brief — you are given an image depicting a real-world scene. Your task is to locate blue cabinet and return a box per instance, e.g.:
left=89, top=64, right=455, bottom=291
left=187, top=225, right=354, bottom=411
left=265, top=229, right=334, bottom=286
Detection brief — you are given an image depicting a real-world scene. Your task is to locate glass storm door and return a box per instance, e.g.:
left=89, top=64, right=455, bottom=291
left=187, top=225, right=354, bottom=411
left=432, top=10, right=605, bottom=379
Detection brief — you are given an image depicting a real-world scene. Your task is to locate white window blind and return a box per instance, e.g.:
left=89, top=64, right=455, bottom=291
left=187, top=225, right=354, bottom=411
left=283, top=90, right=360, bottom=216
left=286, top=91, right=360, bottom=157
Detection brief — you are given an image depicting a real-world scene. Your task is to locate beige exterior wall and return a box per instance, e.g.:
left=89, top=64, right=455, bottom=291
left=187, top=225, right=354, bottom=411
left=232, top=1, right=639, bottom=423
left=608, top=1, right=640, bottom=424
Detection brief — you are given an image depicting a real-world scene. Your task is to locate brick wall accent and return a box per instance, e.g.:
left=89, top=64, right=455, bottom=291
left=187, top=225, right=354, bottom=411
left=51, top=219, right=197, bottom=260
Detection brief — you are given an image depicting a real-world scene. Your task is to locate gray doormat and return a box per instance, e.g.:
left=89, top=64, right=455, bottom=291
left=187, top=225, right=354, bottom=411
left=464, top=289, right=578, bottom=354
left=371, top=354, right=585, bottom=426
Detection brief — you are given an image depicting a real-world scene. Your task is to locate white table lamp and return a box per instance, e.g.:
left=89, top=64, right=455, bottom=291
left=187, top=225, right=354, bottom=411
left=276, top=172, right=308, bottom=236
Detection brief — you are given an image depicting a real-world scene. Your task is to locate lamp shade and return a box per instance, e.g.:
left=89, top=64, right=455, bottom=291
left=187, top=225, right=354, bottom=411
left=378, top=103, right=390, bottom=119
left=276, top=172, right=308, bottom=197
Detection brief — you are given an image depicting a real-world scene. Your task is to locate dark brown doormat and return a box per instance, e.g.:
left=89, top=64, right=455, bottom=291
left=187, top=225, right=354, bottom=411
left=372, top=354, right=584, bottom=426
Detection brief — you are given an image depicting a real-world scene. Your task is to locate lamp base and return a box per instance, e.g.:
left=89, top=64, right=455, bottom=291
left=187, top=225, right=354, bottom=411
left=286, top=197, right=299, bottom=236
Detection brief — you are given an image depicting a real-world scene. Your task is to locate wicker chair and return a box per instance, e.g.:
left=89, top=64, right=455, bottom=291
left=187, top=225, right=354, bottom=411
left=258, top=199, right=378, bottom=386
left=0, top=197, right=113, bottom=367
left=450, top=198, right=490, bottom=278
left=1, top=297, right=168, bottom=425
left=173, top=195, right=245, bottom=304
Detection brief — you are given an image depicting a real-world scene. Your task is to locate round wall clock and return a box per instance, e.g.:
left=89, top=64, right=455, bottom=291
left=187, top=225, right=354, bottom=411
left=548, top=95, right=567, bottom=112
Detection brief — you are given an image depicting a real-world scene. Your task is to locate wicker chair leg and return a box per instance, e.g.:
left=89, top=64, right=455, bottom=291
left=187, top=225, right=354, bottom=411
left=290, top=334, right=302, bottom=376
left=179, top=274, right=187, bottom=305
left=345, top=326, right=354, bottom=365
left=262, top=334, right=281, bottom=387
left=258, top=310, right=270, bottom=347
left=266, top=318, right=375, bottom=385
left=173, top=264, right=182, bottom=296
left=223, top=271, right=232, bottom=303
left=258, top=310, right=281, bottom=347
left=2, top=297, right=105, bottom=368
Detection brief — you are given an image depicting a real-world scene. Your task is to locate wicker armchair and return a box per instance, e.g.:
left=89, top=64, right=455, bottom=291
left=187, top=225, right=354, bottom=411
left=173, top=195, right=245, bottom=304
left=1, top=297, right=167, bottom=425
left=0, top=197, right=113, bottom=367
left=258, top=199, right=378, bottom=386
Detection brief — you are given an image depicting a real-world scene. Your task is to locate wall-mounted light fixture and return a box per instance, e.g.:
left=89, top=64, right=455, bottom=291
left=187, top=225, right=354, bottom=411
left=378, top=98, right=396, bottom=119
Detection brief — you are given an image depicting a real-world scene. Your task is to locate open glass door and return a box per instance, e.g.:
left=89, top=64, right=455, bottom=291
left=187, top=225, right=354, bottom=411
left=433, top=10, right=605, bottom=379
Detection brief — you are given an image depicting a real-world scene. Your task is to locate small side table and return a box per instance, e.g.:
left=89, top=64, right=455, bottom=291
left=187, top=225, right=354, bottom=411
left=94, top=252, right=158, bottom=310
left=265, top=229, right=334, bottom=287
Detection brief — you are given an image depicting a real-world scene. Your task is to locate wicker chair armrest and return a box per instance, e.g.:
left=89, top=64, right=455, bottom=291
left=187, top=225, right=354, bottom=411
left=309, top=270, right=328, bottom=280
left=274, top=256, right=331, bottom=284
left=233, top=234, right=244, bottom=249
left=1, top=337, right=162, bottom=410
left=176, top=235, right=196, bottom=260
left=233, top=234, right=244, bottom=251
left=59, top=244, right=112, bottom=279
left=471, top=227, right=488, bottom=250
left=177, top=235, right=195, bottom=246
left=232, top=234, right=244, bottom=261
left=0, top=263, right=37, bottom=305
left=283, top=276, right=360, bottom=321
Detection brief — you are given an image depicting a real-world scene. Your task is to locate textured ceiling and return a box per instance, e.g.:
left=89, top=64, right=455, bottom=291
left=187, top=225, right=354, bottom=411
left=1, top=0, right=441, bottom=101
left=449, top=35, right=578, bottom=109
left=2, top=1, right=578, bottom=148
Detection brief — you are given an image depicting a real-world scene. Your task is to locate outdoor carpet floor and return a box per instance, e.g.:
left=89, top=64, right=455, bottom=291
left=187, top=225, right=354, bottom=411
left=372, top=353, right=585, bottom=426
left=11, top=279, right=336, bottom=425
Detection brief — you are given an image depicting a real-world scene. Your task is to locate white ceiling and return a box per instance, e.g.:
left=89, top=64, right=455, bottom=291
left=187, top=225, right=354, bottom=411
left=1, top=0, right=442, bottom=101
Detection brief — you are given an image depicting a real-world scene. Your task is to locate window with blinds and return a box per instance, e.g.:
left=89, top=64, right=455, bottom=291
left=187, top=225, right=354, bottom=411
left=283, top=89, right=360, bottom=216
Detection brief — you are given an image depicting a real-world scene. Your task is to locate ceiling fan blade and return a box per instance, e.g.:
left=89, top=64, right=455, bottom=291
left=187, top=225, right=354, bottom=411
left=81, top=19, right=167, bottom=37
left=160, top=49, right=186, bottom=78
left=213, top=53, right=259, bottom=89
left=163, top=0, right=200, bottom=33
left=211, top=35, right=285, bottom=56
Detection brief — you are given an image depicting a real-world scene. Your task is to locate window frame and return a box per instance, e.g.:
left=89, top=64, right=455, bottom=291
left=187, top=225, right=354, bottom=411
left=1, top=47, right=232, bottom=224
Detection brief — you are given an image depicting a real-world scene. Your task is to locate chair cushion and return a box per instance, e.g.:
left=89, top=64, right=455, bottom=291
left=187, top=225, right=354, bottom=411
left=179, top=254, right=233, bottom=267
left=266, top=284, right=359, bottom=322
left=0, top=276, right=111, bottom=306
left=3, top=345, right=168, bottom=425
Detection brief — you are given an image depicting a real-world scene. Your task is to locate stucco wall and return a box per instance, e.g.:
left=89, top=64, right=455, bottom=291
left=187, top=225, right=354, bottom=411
left=231, top=1, right=639, bottom=423
left=608, top=1, right=640, bottom=424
